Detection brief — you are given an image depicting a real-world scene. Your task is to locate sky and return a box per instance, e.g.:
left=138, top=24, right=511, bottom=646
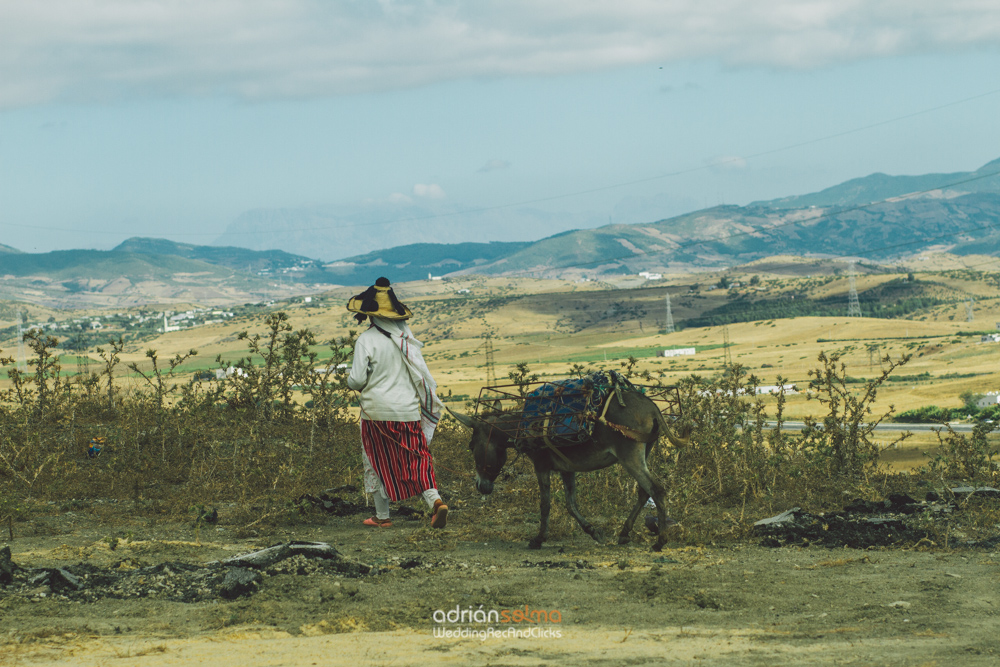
left=2, top=1, right=1000, bottom=256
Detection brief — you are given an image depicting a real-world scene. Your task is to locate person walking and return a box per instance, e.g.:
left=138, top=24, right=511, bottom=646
left=346, top=277, right=448, bottom=529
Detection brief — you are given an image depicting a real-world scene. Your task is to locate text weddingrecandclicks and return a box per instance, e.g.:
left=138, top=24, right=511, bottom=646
left=431, top=605, right=563, bottom=640
left=433, top=626, right=562, bottom=639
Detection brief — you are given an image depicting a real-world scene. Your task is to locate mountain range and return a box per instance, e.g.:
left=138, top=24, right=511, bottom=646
left=758, top=157, right=1000, bottom=209
left=1, top=157, right=999, bottom=303
left=330, top=157, right=1000, bottom=281
left=443, top=190, right=1000, bottom=280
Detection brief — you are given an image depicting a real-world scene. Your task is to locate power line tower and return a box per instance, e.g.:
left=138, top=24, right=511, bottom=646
left=479, top=334, right=497, bottom=386
left=722, top=325, right=732, bottom=368
left=965, top=298, right=975, bottom=322
left=848, top=263, right=862, bottom=317
left=74, top=337, right=91, bottom=379
left=664, top=293, right=675, bottom=334
left=16, top=311, right=26, bottom=371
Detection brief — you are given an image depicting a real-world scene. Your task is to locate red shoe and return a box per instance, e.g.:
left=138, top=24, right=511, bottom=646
left=431, top=500, right=448, bottom=529
left=363, top=516, right=392, bottom=528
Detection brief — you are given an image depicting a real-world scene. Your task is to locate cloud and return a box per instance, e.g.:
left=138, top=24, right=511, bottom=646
left=413, top=183, right=446, bottom=199
left=388, top=192, right=413, bottom=204
left=4, top=1, right=1000, bottom=108
left=708, top=156, right=748, bottom=172
left=478, top=159, right=511, bottom=173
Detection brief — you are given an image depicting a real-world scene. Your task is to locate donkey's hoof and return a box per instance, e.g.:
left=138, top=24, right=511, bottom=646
left=651, top=541, right=665, bottom=553
left=617, top=534, right=632, bottom=545
left=589, top=528, right=605, bottom=543
left=646, top=515, right=678, bottom=535
left=527, top=539, right=543, bottom=550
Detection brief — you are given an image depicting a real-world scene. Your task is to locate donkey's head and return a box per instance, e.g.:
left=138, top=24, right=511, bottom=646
left=448, top=408, right=510, bottom=495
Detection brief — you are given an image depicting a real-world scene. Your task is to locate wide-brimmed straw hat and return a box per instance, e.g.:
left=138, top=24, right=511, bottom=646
left=346, top=277, right=413, bottom=321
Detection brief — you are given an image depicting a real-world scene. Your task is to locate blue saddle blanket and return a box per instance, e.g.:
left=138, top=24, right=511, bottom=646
left=518, top=371, right=635, bottom=444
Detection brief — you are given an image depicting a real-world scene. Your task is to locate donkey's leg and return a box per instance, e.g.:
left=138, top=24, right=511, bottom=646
left=618, top=488, right=650, bottom=545
left=528, top=468, right=551, bottom=550
left=558, top=471, right=604, bottom=543
left=617, top=449, right=671, bottom=552
left=619, top=442, right=657, bottom=544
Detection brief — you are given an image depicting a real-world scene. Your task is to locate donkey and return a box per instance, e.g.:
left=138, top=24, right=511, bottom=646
left=449, top=388, right=689, bottom=551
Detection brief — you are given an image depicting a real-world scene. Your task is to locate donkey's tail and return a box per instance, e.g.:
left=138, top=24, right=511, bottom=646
left=654, top=410, right=691, bottom=450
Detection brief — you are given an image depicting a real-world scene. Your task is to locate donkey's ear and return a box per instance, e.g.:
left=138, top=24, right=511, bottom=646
left=445, top=407, right=477, bottom=430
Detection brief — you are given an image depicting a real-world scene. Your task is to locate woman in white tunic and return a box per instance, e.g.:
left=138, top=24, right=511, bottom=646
left=346, top=277, right=447, bottom=529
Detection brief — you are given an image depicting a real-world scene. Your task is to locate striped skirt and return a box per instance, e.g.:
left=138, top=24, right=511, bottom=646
left=360, top=419, right=437, bottom=502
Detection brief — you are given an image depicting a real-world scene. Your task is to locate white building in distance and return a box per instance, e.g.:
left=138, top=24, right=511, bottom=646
left=699, top=384, right=799, bottom=397
left=161, top=314, right=181, bottom=333
left=215, top=366, right=248, bottom=380
left=658, top=348, right=696, bottom=358
left=756, top=384, right=800, bottom=396
left=976, top=392, right=1000, bottom=409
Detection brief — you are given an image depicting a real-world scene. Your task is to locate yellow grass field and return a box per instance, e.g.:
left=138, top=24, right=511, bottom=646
left=3, top=266, right=998, bottom=471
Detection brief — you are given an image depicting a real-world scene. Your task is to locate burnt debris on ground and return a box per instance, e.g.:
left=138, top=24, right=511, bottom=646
left=0, top=542, right=371, bottom=604
left=754, top=488, right=1000, bottom=549
left=297, top=489, right=370, bottom=517
left=296, top=488, right=427, bottom=520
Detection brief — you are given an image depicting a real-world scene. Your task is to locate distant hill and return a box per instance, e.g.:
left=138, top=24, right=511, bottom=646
left=0, top=249, right=233, bottom=281
left=115, top=237, right=315, bottom=268
left=113, top=237, right=331, bottom=283
left=0, top=242, right=22, bottom=254
left=757, top=157, right=1000, bottom=209
left=454, top=190, right=1000, bottom=278
left=212, top=202, right=598, bottom=262
left=112, top=237, right=533, bottom=287
left=325, top=241, right=532, bottom=285
left=0, top=248, right=324, bottom=307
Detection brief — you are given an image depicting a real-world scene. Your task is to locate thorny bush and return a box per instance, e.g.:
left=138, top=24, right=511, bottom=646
left=0, top=312, right=367, bottom=532
left=644, top=353, right=918, bottom=540
left=924, top=419, right=1000, bottom=484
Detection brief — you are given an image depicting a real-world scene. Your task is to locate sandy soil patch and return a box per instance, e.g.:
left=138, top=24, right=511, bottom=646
left=3, top=508, right=1000, bottom=666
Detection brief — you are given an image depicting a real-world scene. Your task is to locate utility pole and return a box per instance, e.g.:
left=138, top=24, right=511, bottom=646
left=848, top=263, right=861, bottom=317
left=478, top=334, right=497, bottom=386
left=866, top=342, right=880, bottom=372
left=664, top=293, right=675, bottom=334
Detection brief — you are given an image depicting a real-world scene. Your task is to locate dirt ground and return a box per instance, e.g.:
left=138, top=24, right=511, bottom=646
left=2, top=501, right=1000, bottom=667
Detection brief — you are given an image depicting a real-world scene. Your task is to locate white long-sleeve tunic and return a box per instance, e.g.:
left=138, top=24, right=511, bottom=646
left=347, top=326, right=421, bottom=422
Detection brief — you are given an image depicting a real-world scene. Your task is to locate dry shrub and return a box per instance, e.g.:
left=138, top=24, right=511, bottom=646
left=0, top=313, right=362, bottom=530
left=3, top=319, right=998, bottom=547
left=924, top=421, right=1000, bottom=484
left=640, top=355, right=924, bottom=539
